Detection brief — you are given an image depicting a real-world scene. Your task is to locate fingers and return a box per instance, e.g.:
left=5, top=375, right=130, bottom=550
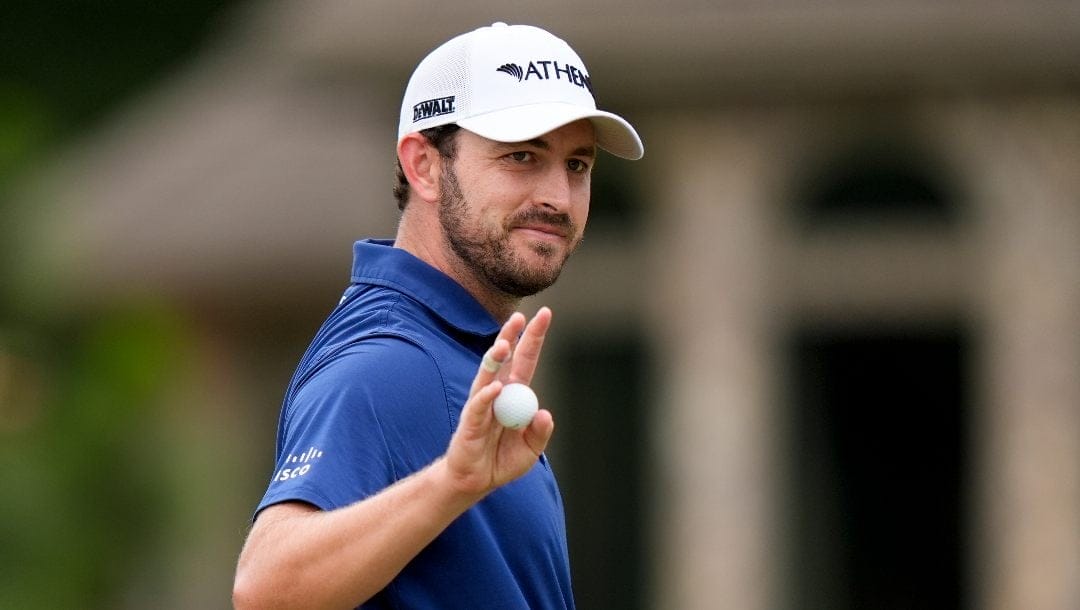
left=480, top=349, right=503, bottom=374
left=459, top=379, right=503, bottom=432
left=465, top=306, right=553, bottom=428
left=499, top=312, right=528, bottom=357
left=507, top=307, right=552, bottom=384
left=468, top=312, right=525, bottom=397
left=469, top=340, right=510, bottom=397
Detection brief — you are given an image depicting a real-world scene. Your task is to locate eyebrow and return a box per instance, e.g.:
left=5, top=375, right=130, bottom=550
left=494, top=138, right=596, bottom=158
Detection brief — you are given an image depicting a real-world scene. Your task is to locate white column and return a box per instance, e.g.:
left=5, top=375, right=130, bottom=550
left=954, top=101, right=1080, bottom=610
left=644, top=116, right=782, bottom=610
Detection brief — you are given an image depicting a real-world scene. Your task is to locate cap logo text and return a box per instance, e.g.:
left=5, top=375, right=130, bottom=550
left=496, top=60, right=593, bottom=94
left=412, top=95, right=456, bottom=123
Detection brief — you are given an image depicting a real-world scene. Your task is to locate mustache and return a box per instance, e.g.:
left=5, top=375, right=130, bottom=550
left=507, top=208, right=576, bottom=234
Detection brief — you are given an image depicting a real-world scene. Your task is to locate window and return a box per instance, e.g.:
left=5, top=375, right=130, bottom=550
left=797, top=140, right=958, bottom=227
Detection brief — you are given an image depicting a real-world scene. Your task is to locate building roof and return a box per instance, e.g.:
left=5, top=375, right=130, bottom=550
left=13, top=1, right=1080, bottom=306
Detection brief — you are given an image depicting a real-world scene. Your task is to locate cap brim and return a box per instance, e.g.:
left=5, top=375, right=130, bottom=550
left=457, top=102, right=643, bottom=160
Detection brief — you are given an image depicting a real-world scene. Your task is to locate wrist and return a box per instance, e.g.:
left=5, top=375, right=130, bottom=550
left=427, top=457, right=489, bottom=513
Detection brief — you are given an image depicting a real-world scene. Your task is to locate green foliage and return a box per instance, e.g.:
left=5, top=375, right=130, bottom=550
left=0, top=85, right=54, bottom=194
left=0, top=0, right=237, bottom=136
left=0, top=304, right=192, bottom=608
left=0, top=1, right=243, bottom=605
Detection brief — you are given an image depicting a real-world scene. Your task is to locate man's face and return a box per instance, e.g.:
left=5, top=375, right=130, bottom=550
left=437, top=120, right=595, bottom=297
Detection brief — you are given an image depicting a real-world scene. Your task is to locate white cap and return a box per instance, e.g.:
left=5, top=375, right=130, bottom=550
left=398, top=22, right=643, bottom=160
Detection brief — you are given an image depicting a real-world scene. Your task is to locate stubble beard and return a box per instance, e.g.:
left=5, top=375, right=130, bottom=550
left=438, top=164, right=580, bottom=298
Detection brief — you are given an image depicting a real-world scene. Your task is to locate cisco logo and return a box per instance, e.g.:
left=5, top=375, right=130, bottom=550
left=274, top=446, right=324, bottom=482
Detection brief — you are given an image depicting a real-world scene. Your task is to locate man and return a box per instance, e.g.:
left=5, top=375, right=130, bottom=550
left=233, top=22, right=643, bottom=609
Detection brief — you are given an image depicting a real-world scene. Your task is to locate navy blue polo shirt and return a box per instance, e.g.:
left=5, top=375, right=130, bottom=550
left=256, top=239, right=574, bottom=609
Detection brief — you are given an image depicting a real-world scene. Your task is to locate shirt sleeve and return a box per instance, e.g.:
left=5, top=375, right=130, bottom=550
left=255, top=335, right=456, bottom=516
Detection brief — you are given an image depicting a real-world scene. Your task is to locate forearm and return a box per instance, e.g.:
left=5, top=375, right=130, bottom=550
left=233, top=457, right=484, bottom=610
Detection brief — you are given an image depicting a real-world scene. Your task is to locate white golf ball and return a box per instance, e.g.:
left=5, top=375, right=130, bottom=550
left=493, top=383, right=539, bottom=430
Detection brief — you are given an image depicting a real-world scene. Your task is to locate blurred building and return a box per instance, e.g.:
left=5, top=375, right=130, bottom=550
left=12, top=1, right=1080, bottom=608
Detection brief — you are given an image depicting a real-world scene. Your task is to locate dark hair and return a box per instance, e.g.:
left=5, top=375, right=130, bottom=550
left=394, top=124, right=462, bottom=211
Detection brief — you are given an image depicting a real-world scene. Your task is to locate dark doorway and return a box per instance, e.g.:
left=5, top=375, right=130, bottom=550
left=553, top=332, right=651, bottom=610
left=785, top=326, right=970, bottom=610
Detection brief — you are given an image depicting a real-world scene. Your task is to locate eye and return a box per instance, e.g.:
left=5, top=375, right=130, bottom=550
left=567, top=158, right=591, bottom=174
left=507, top=151, right=534, bottom=163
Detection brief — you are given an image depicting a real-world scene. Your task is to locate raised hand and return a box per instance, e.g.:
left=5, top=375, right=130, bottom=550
left=448, top=307, right=555, bottom=496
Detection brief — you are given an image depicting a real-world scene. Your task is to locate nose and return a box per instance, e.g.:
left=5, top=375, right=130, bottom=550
left=534, top=166, right=573, bottom=213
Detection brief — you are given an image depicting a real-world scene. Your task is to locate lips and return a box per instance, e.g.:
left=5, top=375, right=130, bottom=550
left=513, top=223, right=569, bottom=241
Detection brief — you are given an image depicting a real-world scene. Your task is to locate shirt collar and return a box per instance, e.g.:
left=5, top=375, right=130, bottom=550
left=350, top=239, right=501, bottom=337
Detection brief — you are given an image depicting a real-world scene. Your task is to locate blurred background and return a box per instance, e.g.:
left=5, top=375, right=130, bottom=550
left=2, top=1, right=1078, bottom=608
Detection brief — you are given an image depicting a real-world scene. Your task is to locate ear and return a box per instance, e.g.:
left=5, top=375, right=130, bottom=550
left=397, top=132, right=442, bottom=204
